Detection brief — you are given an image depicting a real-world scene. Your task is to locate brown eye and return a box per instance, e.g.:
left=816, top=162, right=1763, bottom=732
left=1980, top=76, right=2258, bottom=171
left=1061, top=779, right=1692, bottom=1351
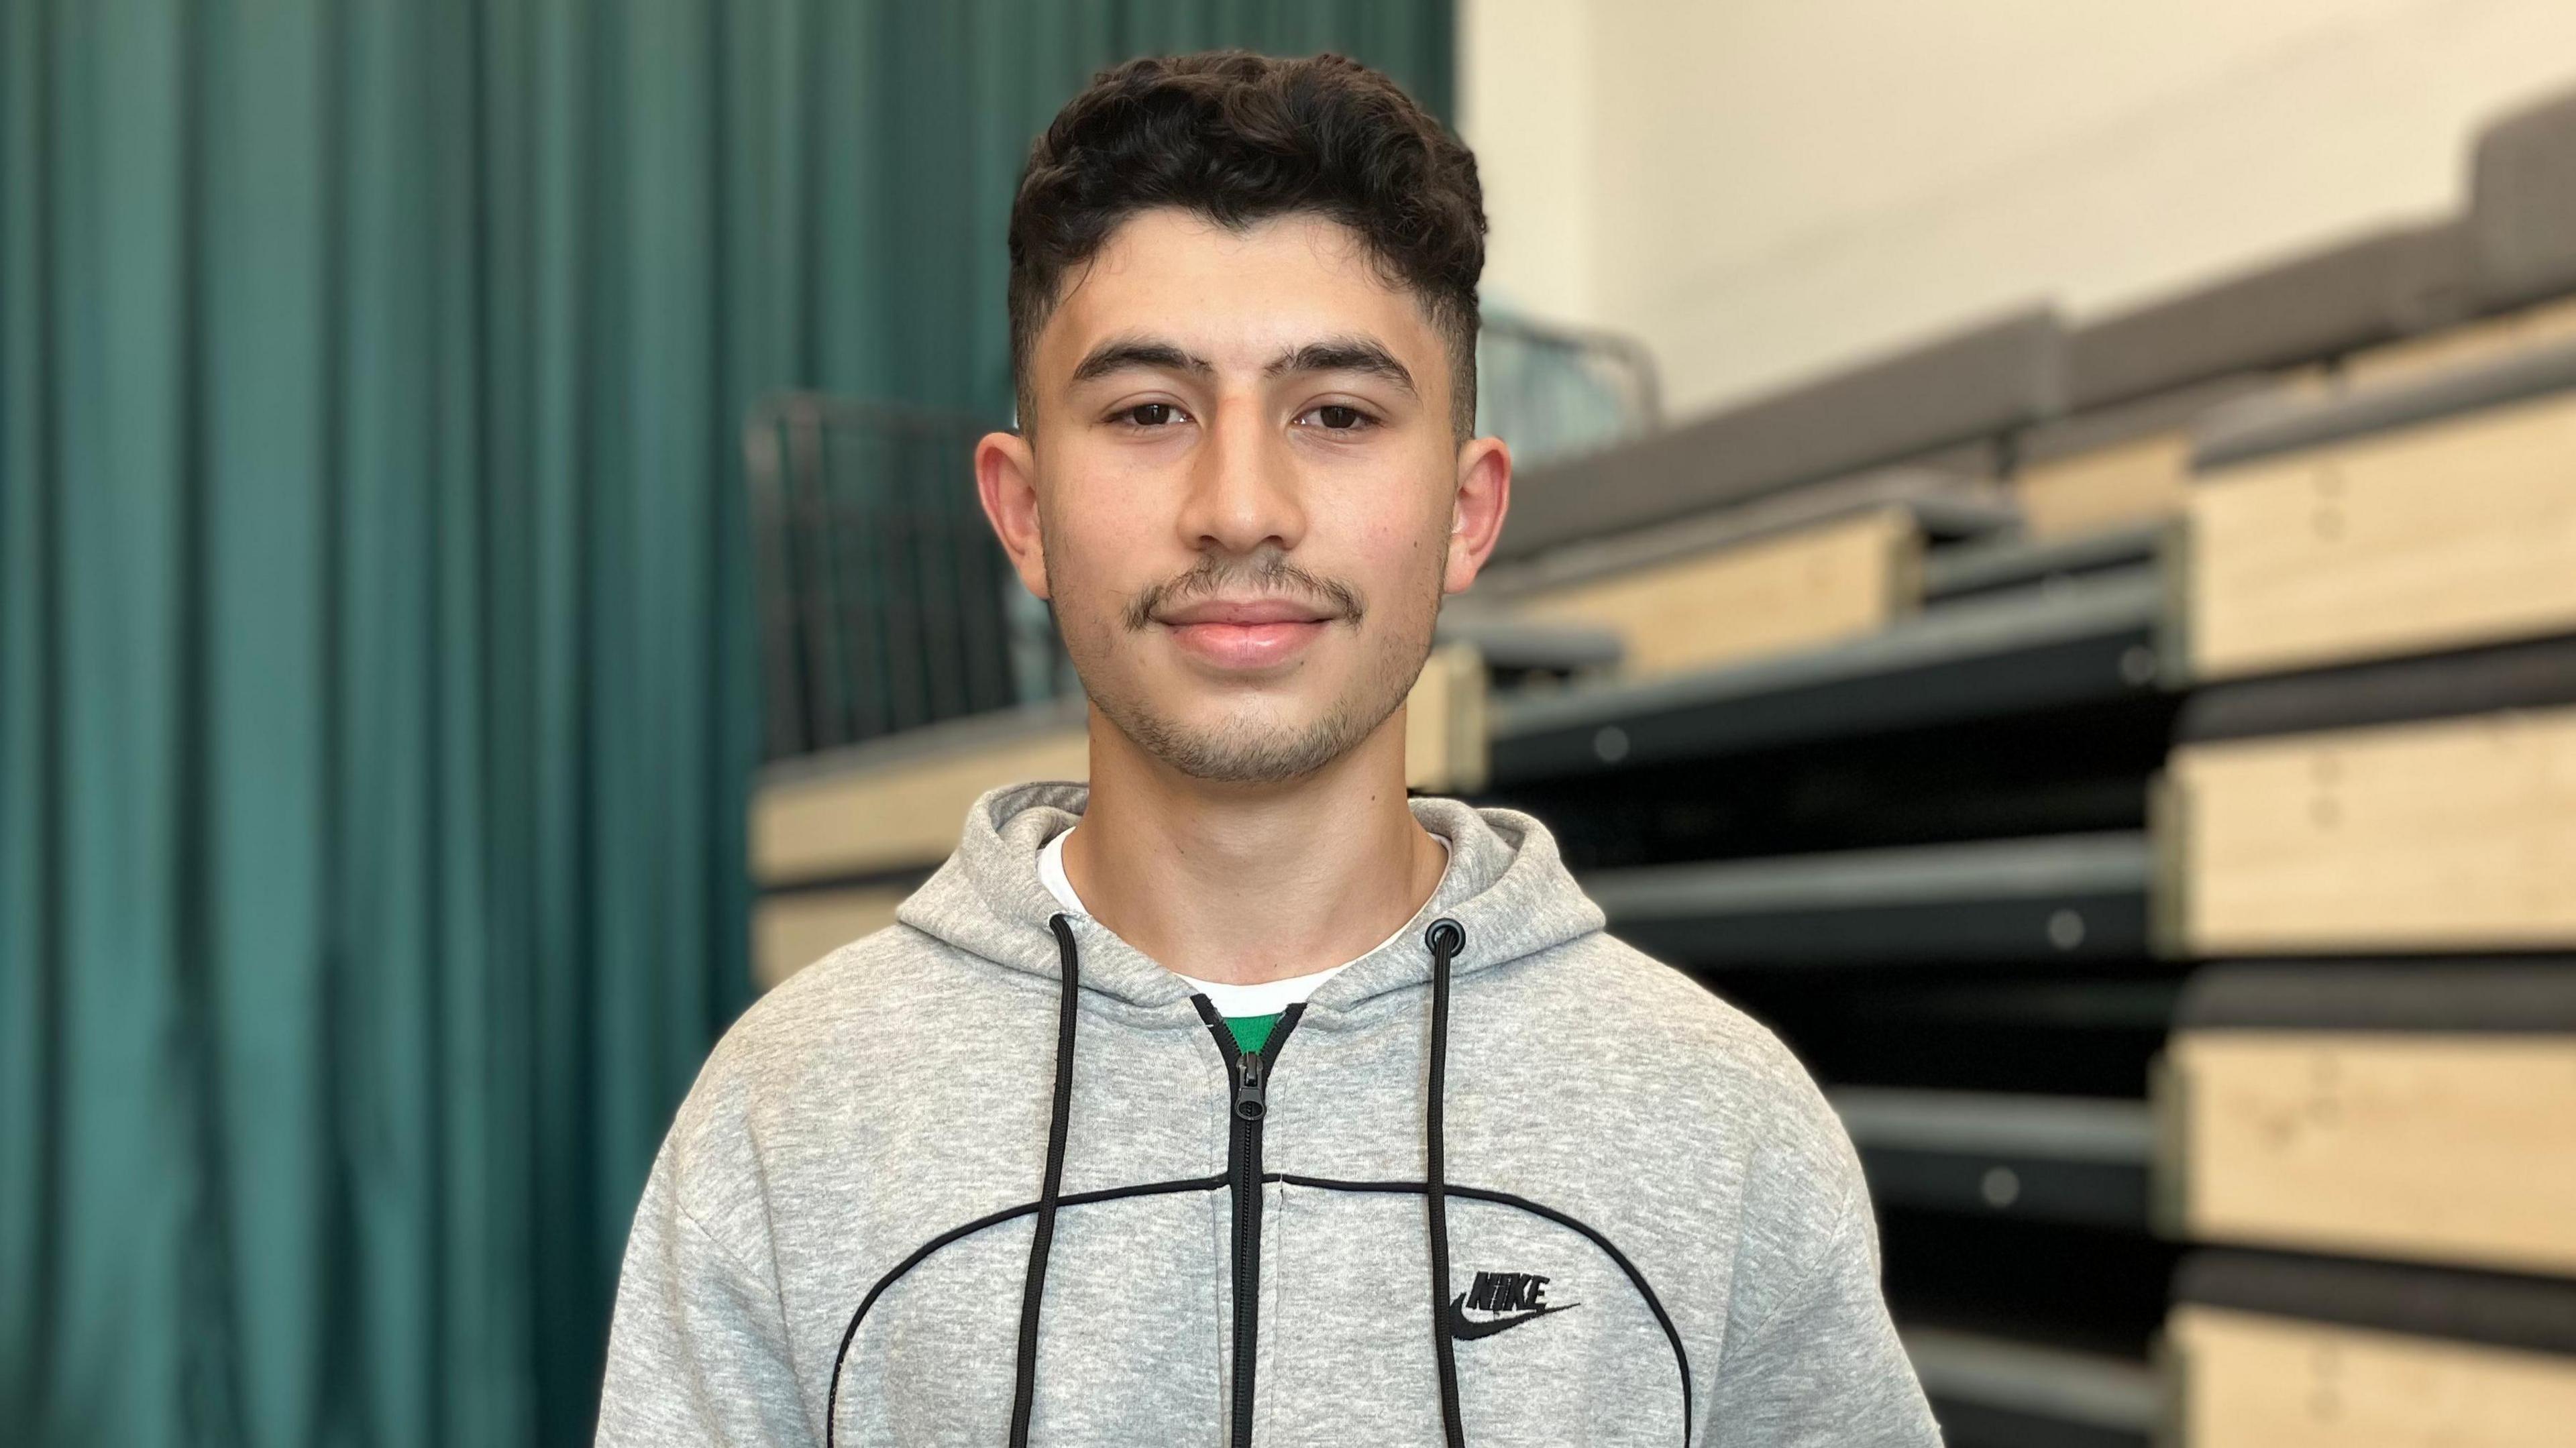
left=1121, top=402, right=1183, bottom=427
left=1303, top=404, right=1371, bottom=431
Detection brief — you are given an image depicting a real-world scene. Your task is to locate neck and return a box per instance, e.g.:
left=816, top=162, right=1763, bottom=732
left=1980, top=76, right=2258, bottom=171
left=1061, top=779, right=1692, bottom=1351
left=1060, top=702, right=1449, bottom=986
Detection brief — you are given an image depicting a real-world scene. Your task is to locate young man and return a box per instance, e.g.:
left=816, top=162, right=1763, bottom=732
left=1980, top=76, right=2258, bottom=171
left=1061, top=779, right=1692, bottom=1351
left=598, top=52, right=1939, bottom=1447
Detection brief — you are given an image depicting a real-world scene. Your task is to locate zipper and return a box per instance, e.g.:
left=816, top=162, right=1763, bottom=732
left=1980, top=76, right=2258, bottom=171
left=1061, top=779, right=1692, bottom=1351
left=1193, top=998, right=1304, bottom=1448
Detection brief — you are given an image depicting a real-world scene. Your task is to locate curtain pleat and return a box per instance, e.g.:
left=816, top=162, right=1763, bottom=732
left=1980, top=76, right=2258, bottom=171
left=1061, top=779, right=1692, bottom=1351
left=0, top=4, right=1453, bottom=1443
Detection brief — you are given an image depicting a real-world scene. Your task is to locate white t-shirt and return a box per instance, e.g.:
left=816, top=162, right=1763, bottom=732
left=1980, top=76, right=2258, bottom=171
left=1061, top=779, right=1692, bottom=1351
left=1036, top=824, right=1451, bottom=1018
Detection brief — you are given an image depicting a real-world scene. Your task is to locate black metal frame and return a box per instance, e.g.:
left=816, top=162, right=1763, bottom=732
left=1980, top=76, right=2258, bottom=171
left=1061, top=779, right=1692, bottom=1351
left=745, top=393, right=1028, bottom=761
left=1488, top=567, right=2169, bottom=784
left=1586, top=833, right=2153, bottom=968
left=1837, top=1089, right=2157, bottom=1231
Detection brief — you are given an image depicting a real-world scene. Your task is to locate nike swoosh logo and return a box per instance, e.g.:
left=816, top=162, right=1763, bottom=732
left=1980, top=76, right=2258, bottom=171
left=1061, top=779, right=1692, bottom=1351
left=1446, top=1292, right=1581, bottom=1341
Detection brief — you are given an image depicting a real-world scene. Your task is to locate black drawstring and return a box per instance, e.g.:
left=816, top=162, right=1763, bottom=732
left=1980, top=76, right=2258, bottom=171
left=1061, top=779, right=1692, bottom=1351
left=1010, top=914, right=1083, bottom=1446
left=1010, top=912, right=1468, bottom=1444
left=1423, top=915, right=1469, bottom=1448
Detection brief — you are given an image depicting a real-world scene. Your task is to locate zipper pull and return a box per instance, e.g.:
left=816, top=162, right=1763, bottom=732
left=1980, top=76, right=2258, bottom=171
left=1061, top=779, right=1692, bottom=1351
left=1234, top=1049, right=1267, bottom=1120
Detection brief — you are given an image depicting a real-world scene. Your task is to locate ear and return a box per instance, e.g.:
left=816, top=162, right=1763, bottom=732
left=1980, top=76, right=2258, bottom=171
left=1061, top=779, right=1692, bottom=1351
left=1442, top=435, right=1511, bottom=595
left=975, top=429, right=1051, bottom=601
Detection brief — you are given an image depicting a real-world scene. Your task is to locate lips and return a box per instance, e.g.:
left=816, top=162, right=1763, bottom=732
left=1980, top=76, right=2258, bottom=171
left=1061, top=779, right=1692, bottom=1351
left=1158, top=599, right=1333, bottom=626
left=1157, top=598, right=1335, bottom=670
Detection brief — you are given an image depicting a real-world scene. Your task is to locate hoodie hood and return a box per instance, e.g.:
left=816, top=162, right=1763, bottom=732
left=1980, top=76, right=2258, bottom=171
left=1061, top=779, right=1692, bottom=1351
left=893, top=779, right=1608, bottom=1020
left=887, top=777, right=1625, bottom=1448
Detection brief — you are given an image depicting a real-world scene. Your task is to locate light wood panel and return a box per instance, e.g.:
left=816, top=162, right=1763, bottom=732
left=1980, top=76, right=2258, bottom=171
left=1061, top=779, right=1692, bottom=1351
left=2343, top=294, right=2576, bottom=390
left=754, top=886, right=911, bottom=992
left=1404, top=641, right=1489, bottom=795
left=1513, top=507, right=1922, bottom=680
left=753, top=727, right=1089, bottom=886
left=2186, top=388, right=2576, bottom=681
left=2015, top=431, right=2192, bottom=539
left=2165, top=708, right=2576, bottom=953
left=2169, top=1304, right=2576, bottom=1448
left=2161, top=1031, right=2576, bottom=1274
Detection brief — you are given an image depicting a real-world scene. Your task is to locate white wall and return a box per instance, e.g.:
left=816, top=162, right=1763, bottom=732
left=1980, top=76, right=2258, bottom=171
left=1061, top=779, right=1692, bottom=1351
left=1458, top=0, right=1600, bottom=325
left=1460, top=0, right=2576, bottom=416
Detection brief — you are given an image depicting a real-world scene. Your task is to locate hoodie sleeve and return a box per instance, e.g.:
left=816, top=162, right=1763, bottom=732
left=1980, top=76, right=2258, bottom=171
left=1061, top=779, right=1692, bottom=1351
left=1703, top=1176, right=1942, bottom=1447
left=593, top=1146, right=818, bottom=1448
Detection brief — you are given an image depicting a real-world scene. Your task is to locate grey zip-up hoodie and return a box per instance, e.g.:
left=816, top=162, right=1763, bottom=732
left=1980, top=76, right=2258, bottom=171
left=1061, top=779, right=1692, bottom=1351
left=597, top=780, right=1940, bottom=1447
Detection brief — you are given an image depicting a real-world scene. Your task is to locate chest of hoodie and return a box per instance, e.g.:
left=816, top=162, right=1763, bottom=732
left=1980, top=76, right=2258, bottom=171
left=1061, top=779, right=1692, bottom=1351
left=798, top=989, right=1723, bottom=1447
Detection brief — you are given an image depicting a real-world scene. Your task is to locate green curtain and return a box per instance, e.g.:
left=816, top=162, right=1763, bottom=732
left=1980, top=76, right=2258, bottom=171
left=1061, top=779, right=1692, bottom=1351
left=0, top=3, right=1452, bottom=1445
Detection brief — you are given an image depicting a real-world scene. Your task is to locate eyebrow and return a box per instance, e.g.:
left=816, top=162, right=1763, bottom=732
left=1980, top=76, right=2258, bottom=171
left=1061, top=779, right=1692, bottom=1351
left=1065, top=333, right=1417, bottom=398
left=1266, top=337, right=1415, bottom=397
left=1068, top=338, right=1215, bottom=386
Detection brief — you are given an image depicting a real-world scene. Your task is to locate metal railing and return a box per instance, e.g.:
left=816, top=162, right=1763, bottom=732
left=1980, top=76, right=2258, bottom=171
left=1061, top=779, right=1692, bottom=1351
left=745, top=394, right=1045, bottom=761
left=1477, top=311, right=1662, bottom=468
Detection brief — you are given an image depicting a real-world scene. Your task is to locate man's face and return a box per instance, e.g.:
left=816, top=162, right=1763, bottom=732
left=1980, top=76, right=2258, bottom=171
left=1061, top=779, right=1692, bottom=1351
left=979, top=207, right=1505, bottom=786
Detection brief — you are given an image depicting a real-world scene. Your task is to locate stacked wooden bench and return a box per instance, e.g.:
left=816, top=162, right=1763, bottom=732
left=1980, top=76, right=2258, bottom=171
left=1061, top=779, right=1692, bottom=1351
left=2167, top=1249, right=2576, bottom=1447
left=1461, top=306, right=2053, bottom=681
left=2145, top=335, right=2576, bottom=1447
left=2001, top=78, right=2576, bottom=548
left=1490, top=85, right=2576, bottom=1447
left=1446, top=307, right=2178, bottom=1448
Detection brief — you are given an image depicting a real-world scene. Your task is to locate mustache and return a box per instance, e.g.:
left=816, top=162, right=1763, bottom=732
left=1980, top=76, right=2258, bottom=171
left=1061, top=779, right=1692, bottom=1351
left=1124, top=554, right=1366, bottom=632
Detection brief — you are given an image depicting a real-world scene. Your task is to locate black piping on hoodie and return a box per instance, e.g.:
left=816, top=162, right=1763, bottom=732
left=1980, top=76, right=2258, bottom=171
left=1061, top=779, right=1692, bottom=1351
left=822, top=909, right=1692, bottom=1446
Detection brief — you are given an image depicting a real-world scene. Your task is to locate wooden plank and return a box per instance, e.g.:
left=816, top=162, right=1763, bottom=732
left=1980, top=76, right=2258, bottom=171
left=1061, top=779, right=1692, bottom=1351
left=2169, top=1303, right=2576, bottom=1448
left=753, top=886, right=912, bottom=992
left=2161, top=1030, right=2576, bottom=1274
left=1477, top=465, right=2001, bottom=599
left=1403, top=640, right=1489, bottom=794
left=2187, top=388, right=2576, bottom=681
left=1513, top=506, right=1921, bottom=680
left=2344, top=294, right=2576, bottom=390
left=2166, top=708, right=2576, bottom=952
left=2014, top=431, right=2192, bottom=539
left=752, top=726, right=1089, bottom=885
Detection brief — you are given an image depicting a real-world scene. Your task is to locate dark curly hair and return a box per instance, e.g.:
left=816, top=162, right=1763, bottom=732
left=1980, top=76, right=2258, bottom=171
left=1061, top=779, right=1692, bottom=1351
left=1008, top=50, right=1487, bottom=438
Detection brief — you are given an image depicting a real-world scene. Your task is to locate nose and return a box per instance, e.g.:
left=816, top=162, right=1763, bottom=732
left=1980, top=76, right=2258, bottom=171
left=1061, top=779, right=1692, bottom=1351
left=1173, top=387, right=1307, bottom=557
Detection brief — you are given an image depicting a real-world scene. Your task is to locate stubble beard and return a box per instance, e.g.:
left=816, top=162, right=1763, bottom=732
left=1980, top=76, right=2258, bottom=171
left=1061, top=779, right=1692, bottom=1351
left=1061, top=548, right=1443, bottom=786
left=1106, top=626, right=1420, bottom=784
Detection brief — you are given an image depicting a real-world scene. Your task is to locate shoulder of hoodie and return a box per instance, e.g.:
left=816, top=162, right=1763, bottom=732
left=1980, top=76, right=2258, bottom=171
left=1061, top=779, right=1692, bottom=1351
left=1494, top=927, right=1873, bottom=1278
left=1503, top=924, right=1838, bottom=1127
left=1529, top=938, right=1888, bottom=1362
left=651, top=920, right=1002, bottom=1180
